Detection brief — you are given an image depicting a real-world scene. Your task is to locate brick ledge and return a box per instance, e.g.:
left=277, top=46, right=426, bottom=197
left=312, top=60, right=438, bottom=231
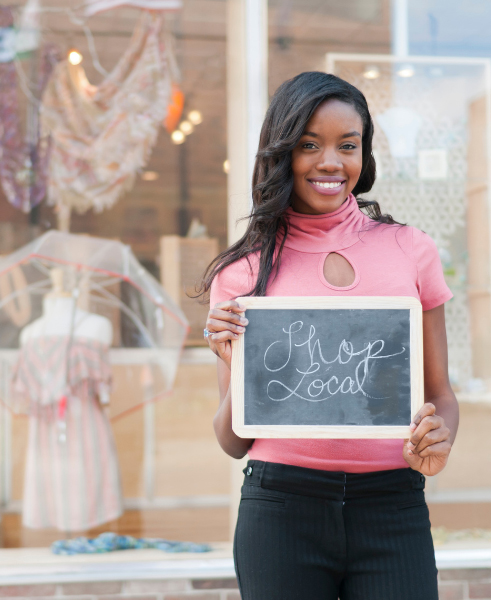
left=436, top=548, right=491, bottom=570
left=0, top=545, right=235, bottom=586
left=0, top=546, right=490, bottom=586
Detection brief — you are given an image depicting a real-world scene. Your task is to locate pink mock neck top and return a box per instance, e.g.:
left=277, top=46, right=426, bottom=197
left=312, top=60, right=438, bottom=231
left=283, top=193, right=367, bottom=253
left=210, top=194, right=452, bottom=473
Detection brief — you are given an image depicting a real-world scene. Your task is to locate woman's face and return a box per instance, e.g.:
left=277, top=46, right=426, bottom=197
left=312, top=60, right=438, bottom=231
left=290, top=99, right=364, bottom=215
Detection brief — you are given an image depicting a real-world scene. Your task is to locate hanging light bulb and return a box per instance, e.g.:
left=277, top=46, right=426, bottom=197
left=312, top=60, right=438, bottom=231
left=223, top=159, right=230, bottom=174
left=179, top=120, right=194, bottom=135
left=141, top=171, right=159, bottom=181
left=397, top=64, right=415, bottom=78
left=68, top=50, right=83, bottom=65
left=363, top=65, right=380, bottom=80
left=188, top=110, right=203, bottom=125
left=171, top=130, right=185, bottom=145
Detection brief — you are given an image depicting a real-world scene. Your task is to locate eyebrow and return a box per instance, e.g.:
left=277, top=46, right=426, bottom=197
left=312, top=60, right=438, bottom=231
left=301, top=130, right=362, bottom=139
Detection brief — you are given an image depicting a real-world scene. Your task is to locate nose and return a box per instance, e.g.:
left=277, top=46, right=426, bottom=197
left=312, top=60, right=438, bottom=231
left=316, top=147, right=343, bottom=172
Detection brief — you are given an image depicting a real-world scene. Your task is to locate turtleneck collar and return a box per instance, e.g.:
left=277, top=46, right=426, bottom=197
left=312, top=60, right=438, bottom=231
left=283, top=193, right=369, bottom=253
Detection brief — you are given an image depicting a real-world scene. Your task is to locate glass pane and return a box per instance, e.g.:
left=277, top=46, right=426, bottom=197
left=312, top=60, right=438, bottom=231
left=267, top=0, right=491, bottom=530
left=0, top=0, right=228, bottom=550
left=330, top=57, right=488, bottom=393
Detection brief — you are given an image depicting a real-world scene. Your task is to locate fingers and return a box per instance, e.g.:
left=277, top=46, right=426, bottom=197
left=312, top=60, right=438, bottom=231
left=214, top=300, right=247, bottom=313
left=207, top=314, right=248, bottom=335
left=206, top=330, right=235, bottom=364
left=209, top=307, right=247, bottom=326
left=416, top=440, right=451, bottom=460
left=410, top=403, right=436, bottom=432
left=207, top=305, right=249, bottom=334
left=205, top=301, right=247, bottom=365
left=406, top=403, right=450, bottom=456
left=410, top=414, right=444, bottom=445
left=209, top=330, right=239, bottom=345
left=407, top=421, right=450, bottom=455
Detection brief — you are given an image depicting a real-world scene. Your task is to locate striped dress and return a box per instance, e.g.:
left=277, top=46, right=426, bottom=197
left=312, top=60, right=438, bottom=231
left=11, top=336, right=123, bottom=532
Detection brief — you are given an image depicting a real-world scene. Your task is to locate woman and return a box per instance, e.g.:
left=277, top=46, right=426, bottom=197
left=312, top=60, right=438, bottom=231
left=201, top=72, right=458, bottom=600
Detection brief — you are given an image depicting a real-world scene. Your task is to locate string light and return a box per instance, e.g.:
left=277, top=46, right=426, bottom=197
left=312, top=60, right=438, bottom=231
left=223, top=159, right=229, bottom=174
left=141, top=171, right=159, bottom=181
left=68, top=50, right=83, bottom=65
left=179, top=120, right=194, bottom=135
left=188, top=110, right=203, bottom=125
left=171, top=130, right=185, bottom=144
left=397, top=64, right=414, bottom=78
left=363, top=65, right=380, bottom=80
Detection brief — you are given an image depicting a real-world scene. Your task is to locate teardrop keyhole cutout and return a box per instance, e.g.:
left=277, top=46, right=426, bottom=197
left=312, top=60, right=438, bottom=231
left=323, top=253, right=356, bottom=288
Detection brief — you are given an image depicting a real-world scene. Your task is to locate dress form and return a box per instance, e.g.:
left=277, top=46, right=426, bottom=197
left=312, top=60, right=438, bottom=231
left=20, top=268, right=113, bottom=346
left=13, top=268, right=123, bottom=531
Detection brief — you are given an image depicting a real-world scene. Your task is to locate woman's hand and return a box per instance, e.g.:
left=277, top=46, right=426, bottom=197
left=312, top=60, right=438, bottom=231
left=405, top=305, right=458, bottom=477
left=403, top=403, right=452, bottom=476
left=205, top=300, right=248, bottom=369
left=207, top=300, right=254, bottom=458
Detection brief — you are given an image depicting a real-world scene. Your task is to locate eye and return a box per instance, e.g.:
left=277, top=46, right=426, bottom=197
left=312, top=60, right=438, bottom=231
left=340, top=143, right=357, bottom=150
left=302, top=142, right=317, bottom=149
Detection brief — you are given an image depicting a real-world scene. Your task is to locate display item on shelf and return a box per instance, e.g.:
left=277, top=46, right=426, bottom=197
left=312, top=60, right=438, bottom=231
left=12, top=337, right=123, bottom=531
left=11, top=270, right=123, bottom=532
left=51, top=531, right=211, bottom=555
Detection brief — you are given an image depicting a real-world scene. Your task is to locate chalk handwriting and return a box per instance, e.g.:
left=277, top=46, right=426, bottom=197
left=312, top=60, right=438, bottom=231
left=263, top=321, right=405, bottom=402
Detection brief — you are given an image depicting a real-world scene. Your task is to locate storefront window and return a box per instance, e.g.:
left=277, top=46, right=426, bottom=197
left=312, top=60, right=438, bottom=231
left=268, top=0, right=491, bottom=529
left=0, top=0, right=230, bottom=550
left=0, top=0, right=490, bottom=579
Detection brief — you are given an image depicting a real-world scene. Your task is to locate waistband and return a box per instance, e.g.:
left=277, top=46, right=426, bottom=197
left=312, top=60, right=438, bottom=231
left=243, top=460, right=425, bottom=501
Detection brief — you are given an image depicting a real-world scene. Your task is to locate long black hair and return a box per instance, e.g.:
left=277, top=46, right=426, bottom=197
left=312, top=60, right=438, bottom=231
left=199, top=71, right=399, bottom=299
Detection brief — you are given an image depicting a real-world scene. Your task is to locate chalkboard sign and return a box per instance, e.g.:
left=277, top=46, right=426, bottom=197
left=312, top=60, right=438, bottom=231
left=231, top=297, right=423, bottom=439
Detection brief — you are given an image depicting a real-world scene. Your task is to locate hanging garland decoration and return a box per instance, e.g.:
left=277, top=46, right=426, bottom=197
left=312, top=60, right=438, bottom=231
left=40, top=12, right=171, bottom=214
left=0, top=7, right=60, bottom=213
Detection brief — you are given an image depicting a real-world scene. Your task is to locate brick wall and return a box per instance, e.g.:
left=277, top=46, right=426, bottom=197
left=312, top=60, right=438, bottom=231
left=0, top=578, right=239, bottom=600
left=1, top=570, right=491, bottom=600
left=439, top=569, right=491, bottom=600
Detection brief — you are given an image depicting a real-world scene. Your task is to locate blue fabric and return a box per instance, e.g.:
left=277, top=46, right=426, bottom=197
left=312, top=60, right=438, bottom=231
left=51, top=532, right=212, bottom=555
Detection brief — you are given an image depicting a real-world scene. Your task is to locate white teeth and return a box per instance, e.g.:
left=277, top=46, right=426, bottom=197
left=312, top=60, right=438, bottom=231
left=311, top=181, right=343, bottom=189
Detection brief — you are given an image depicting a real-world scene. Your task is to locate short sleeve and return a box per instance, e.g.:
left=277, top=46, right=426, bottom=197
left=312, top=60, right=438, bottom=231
left=411, top=228, right=453, bottom=311
left=209, top=256, right=257, bottom=307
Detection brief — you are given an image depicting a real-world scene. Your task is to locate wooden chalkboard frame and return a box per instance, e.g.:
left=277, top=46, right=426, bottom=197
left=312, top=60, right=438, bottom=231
left=231, top=296, right=424, bottom=439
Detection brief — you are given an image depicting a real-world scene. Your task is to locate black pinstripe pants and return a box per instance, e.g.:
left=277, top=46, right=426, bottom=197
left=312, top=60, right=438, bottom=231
left=234, top=460, right=438, bottom=600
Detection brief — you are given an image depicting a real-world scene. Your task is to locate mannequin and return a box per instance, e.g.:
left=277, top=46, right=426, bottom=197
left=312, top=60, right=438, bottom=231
left=12, top=267, right=123, bottom=532
left=376, top=106, right=422, bottom=158
left=20, top=268, right=112, bottom=346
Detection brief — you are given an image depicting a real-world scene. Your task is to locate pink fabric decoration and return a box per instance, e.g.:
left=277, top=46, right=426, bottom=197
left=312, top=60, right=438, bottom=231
left=0, top=7, right=60, bottom=212
left=40, top=13, right=170, bottom=214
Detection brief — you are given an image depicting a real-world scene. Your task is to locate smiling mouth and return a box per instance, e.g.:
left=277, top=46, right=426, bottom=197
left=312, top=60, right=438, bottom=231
left=309, top=180, right=345, bottom=189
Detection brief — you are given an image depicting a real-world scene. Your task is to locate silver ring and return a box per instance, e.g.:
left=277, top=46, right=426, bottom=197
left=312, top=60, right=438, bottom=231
left=203, top=328, right=214, bottom=339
